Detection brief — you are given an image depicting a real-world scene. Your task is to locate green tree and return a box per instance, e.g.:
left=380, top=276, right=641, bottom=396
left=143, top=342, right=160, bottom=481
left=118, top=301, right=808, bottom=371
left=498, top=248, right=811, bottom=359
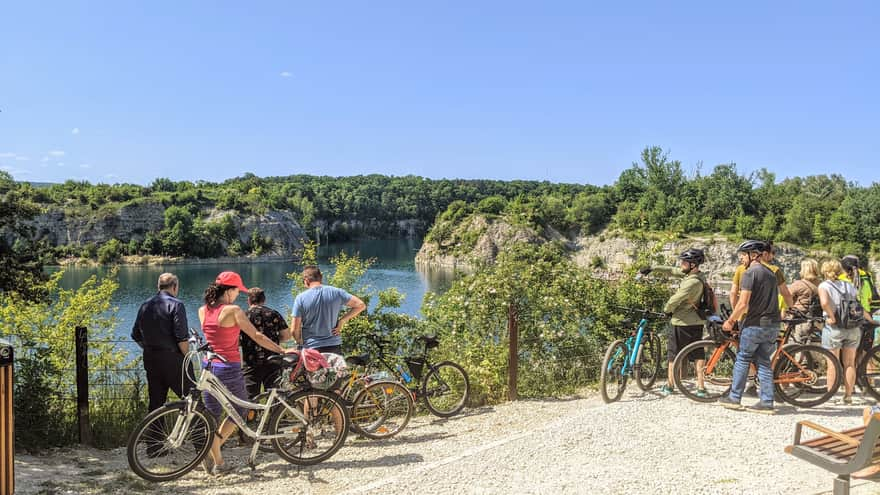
left=97, top=239, right=124, bottom=264
left=0, top=171, right=49, bottom=301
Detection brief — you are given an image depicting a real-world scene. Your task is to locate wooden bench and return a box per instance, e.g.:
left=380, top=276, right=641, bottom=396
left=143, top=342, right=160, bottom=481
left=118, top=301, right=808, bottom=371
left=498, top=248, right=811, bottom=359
left=785, top=414, right=880, bottom=495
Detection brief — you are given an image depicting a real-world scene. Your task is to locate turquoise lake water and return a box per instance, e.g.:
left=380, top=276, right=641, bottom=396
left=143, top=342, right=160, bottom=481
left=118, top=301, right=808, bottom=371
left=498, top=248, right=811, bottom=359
left=57, top=240, right=453, bottom=352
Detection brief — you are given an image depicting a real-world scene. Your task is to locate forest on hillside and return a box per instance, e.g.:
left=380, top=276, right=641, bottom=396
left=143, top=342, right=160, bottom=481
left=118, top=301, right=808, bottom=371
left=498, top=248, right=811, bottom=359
left=3, top=145, right=879, bottom=263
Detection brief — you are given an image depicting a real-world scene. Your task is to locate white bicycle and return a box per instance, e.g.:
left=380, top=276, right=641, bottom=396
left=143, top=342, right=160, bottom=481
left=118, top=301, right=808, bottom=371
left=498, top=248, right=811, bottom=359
left=126, top=329, right=350, bottom=482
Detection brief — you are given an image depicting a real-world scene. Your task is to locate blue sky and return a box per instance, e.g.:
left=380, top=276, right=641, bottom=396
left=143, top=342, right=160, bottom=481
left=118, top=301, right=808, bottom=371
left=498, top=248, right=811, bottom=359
left=1, top=1, right=877, bottom=186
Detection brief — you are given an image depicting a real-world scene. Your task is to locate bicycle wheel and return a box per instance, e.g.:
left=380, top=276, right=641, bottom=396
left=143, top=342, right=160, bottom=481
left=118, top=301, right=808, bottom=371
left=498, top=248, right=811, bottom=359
left=599, top=340, right=629, bottom=403
left=635, top=332, right=662, bottom=391
left=350, top=380, right=414, bottom=439
left=673, top=340, right=736, bottom=403
left=269, top=389, right=350, bottom=465
left=774, top=344, right=841, bottom=408
left=127, top=401, right=216, bottom=482
left=421, top=361, right=470, bottom=417
left=859, top=344, right=880, bottom=401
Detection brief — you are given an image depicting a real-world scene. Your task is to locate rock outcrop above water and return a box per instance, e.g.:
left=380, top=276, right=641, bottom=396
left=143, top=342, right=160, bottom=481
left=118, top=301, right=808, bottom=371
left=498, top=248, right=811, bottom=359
left=416, top=214, right=880, bottom=282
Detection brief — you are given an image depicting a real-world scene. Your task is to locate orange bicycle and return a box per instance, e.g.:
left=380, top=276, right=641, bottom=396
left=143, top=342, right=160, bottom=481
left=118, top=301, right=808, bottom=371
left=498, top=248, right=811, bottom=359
left=673, top=313, right=842, bottom=407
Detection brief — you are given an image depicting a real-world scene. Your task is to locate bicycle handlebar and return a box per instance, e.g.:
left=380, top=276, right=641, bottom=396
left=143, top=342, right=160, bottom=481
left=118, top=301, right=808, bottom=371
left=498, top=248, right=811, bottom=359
left=613, top=306, right=668, bottom=319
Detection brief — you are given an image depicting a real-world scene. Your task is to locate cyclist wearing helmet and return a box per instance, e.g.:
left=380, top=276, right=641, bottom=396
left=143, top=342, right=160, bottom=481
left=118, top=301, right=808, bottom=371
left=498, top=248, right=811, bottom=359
left=660, top=248, right=709, bottom=396
left=721, top=240, right=787, bottom=414
left=730, top=241, right=791, bottom=309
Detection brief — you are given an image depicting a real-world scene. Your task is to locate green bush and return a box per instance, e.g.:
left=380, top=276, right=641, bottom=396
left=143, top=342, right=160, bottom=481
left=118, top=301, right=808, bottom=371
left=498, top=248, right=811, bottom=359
left=97, top=239, right=124, bottom=264
left=422, top=242, right=670, bottom=405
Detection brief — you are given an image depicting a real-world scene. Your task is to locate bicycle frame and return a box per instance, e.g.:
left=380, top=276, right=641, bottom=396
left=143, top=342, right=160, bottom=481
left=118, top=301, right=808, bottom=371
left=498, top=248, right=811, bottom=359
left=622, top=317, right=650, bottom=374
left=176, top=343, right=314, bottom=469
left=702, top=330, right=818, bottom=386
left=367, top=339, right=434, bottom=398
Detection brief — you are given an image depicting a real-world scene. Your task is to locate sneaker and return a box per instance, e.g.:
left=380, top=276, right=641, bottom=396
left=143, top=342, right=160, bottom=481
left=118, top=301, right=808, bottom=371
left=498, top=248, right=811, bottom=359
left=746, top=401, right=775, bottom=415
left=718, top=396, right=743, bottom=410
left=201, top=455, right=214, bottom=474
left=695, top=388, right=708, bottom=399
left=659, top=384, right=674, bottom=396
left=835, top=396, right=854, bottom=406
left=212, top=462, right=236, bottom=476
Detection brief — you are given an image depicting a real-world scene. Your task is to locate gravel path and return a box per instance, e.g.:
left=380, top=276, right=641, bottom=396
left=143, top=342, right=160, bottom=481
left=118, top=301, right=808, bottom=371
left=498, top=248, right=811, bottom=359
left=15, top=389, right=880, bottom=495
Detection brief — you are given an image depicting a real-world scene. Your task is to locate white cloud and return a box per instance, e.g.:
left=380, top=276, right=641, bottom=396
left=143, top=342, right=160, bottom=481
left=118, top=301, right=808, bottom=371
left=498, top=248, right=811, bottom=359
left=104, top=173, right=119, bottom=180
left=280, top=71, right=292, bottom=78
left=71, top=128, right=80, bottom=135
left=0, top=152, right=15, bottom=158
left=57, top=162, right=65, bottom=167
left=48, top=150, right=65, bottom=157
left=0, top=165, right=30, bottom=176
left=79, top=163, right=91, bottom=169
left=15, top=156, right=29, bottom=161
left=41, top=156, right=49, bottom=163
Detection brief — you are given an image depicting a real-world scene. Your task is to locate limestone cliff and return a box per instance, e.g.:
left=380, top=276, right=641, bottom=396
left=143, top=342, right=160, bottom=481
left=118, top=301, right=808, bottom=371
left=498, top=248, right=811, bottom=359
left=417, top=215, right=880, bottom=283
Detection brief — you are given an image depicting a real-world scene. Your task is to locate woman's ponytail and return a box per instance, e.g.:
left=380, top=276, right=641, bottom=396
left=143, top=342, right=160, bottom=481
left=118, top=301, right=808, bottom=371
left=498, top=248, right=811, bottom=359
left=204, top=283, right=235, bottom=306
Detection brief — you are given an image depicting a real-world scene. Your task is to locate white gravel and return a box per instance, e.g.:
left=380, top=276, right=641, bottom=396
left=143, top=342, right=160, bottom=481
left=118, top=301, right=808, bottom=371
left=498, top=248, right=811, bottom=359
left=14, top=388, right=880, bottom=494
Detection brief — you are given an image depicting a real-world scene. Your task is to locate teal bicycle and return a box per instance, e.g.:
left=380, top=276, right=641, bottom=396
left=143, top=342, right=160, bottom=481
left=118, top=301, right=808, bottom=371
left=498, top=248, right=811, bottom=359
left=599, top=307, right=668, bottom=403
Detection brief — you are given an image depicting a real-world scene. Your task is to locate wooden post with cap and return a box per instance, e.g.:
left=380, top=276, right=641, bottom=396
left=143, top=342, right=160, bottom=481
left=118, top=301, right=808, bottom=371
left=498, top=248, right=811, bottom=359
left=507, top=304, right=518, bottom=401
left=75, top=326, right=93, bottom=445
left=0, top=339, right=14, bottom=495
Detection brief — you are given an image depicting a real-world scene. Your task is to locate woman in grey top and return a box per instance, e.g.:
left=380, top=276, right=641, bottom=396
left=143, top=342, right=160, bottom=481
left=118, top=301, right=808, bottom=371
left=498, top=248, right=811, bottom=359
left=818, top=259, right=861, bottom=404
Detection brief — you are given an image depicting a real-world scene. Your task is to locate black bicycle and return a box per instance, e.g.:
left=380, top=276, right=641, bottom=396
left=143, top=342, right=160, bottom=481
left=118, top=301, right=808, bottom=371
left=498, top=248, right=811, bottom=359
left=363, top=334, right=470, bottom=418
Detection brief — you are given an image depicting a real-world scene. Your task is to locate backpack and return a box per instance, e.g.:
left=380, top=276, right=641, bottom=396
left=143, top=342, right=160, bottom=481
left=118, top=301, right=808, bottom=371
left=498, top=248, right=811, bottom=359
left=695, top=278, right=717, bottom=319
left=799, top=279, right=823, bottom=318
left=828, top=281, right=866, bottom=330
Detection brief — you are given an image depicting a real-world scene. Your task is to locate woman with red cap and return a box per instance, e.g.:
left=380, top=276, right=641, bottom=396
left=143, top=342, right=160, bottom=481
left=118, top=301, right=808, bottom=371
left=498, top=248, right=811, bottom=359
left=199, top=271, right=286, bottom=475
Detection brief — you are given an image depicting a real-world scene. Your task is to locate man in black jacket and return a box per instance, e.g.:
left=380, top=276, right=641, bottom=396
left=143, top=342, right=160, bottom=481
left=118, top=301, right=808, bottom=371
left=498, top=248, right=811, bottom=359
left=132, top=273, right=193, bottom=412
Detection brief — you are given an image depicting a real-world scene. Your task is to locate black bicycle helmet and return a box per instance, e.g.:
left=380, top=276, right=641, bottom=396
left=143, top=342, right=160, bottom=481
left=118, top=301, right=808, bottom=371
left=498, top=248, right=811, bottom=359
left=841, top=255, right=860, bottom=271
left=678, top=248, right=705, bottom=265
left=736, top=240, right=766, bottom=253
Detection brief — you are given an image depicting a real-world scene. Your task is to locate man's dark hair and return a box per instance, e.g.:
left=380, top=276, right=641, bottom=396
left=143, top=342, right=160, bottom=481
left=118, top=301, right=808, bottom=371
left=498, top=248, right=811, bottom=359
left=248, top=287, right=266, bottom=305
left=303, top=265, right=323, bottom=283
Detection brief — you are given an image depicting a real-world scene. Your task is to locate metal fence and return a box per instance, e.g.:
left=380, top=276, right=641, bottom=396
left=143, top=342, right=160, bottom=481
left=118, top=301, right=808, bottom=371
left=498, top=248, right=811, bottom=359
left=7, top=327, right=147, bottom=447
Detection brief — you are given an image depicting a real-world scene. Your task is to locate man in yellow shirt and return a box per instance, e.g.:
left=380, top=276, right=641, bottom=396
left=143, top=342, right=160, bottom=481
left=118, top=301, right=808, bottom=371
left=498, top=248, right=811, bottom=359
left=728, top=241, right=793, bottom=397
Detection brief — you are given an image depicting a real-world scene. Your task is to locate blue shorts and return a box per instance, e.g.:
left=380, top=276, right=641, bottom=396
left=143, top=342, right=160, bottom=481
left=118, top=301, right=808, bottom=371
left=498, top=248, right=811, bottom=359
left=202, top=361, right=250, bottom=421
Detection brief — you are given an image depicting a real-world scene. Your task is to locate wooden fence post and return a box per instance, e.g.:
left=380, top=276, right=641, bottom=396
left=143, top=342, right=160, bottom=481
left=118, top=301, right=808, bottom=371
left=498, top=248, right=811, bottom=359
left=0, top=339, right=14, bottom=495
left=508, top=304, right=518, bottom=401
left=75, top=326, right=92, bottom=445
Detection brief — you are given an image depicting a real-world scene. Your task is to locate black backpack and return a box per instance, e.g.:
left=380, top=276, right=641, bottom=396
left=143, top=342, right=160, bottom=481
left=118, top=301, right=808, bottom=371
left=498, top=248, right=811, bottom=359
left=828, top=281, right=866, bottom=329
left=696, top=279, right=717, bottom=319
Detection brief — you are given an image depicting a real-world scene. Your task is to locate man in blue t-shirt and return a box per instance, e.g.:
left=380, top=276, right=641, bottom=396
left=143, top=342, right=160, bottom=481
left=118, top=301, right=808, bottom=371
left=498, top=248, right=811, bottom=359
left=292, top=265, right=366, bottom=354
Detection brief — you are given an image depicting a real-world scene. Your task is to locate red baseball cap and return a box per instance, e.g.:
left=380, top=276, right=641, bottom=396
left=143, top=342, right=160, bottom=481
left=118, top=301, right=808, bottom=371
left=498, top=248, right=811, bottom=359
left=215, top=271, right=248, bottom=292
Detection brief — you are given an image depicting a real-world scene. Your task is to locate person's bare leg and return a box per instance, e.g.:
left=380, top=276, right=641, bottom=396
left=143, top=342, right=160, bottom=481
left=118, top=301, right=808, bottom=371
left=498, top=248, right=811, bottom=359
left=842, top=347, right=858, bottom=398
left=696, top=359, right=705, bottom=389
left=210, top=418, right=238, bottom=467
left=827, top=350, right=840, bottom=394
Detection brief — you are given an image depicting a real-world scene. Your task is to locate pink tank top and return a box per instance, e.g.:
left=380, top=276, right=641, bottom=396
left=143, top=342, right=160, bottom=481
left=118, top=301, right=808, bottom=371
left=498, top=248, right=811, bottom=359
left=202, top=304, right=241, bottom=363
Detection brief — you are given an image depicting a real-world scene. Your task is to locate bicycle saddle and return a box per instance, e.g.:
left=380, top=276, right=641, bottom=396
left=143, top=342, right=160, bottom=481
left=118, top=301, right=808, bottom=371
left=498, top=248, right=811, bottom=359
left=266, top=354, right=300, bottom=368
left=417, top=335, right=440, bottom=349
left=345, top=353, right=371, bottom=367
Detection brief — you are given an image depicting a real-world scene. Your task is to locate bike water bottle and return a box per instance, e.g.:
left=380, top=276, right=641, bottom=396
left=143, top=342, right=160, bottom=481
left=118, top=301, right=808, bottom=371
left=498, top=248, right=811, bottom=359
left=397, top=364, right=412, bottom=383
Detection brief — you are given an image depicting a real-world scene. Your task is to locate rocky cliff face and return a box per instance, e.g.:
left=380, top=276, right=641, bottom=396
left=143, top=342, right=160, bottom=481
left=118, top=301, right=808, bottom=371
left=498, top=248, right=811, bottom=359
left=415, top=215, right=546, bottom=270
left=416, top=215, right=880, bottom=284
left=206, top=209, right=307, bottom=256
left=29, top=203, right=308, bottom=257
left=30, top=201, right=166, bottom=245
